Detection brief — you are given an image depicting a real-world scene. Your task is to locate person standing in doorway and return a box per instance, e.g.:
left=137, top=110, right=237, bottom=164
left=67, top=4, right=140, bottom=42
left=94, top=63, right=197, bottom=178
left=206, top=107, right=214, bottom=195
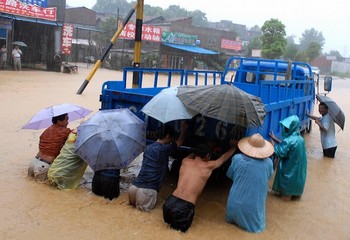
left=12, top=45, right=22, bottom=71
left=0, top=45, right=7, bottom=69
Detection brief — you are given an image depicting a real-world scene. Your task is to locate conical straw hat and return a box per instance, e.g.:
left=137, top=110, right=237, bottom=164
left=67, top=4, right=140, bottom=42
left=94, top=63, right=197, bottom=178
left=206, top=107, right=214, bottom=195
left=238, top=133, right=274, bottom=159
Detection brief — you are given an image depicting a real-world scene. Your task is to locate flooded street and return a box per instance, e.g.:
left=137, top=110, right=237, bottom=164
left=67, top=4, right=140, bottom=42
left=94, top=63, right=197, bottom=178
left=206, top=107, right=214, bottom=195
left=0, top=66, right=349, bottom=239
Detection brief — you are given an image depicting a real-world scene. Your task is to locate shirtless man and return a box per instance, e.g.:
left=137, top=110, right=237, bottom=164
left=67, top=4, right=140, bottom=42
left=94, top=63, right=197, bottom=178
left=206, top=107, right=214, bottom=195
left=163, top=141, right=236, bottom=232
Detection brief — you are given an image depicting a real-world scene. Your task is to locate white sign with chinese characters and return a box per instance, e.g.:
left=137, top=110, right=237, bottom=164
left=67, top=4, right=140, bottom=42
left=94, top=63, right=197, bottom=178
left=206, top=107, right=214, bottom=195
left=61, top=24, right=74, bottom=55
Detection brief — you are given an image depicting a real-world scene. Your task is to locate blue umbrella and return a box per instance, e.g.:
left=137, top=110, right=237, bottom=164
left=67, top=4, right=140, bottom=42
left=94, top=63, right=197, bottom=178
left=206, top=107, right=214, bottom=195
left=75, top=109, right=146, bottom=171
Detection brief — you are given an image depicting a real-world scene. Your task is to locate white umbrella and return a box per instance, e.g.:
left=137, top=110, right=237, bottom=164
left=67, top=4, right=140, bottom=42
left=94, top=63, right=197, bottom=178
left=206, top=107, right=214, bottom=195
left=11, top=41, right=28, bottom=47
left=141, top=87, right=198, bottom=123
left=22, top=103, right=93, bottom=130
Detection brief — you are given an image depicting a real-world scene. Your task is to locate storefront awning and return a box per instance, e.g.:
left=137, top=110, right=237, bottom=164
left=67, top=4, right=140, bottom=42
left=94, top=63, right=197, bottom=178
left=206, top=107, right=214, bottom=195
left=0, top=13, right=62, bottom=26
left=162, top=43, right=218, bottom=55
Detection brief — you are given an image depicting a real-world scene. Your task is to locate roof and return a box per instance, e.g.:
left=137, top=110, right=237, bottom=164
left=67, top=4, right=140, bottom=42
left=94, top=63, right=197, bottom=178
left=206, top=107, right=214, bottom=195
left=162, top=43, right=218, bottom=55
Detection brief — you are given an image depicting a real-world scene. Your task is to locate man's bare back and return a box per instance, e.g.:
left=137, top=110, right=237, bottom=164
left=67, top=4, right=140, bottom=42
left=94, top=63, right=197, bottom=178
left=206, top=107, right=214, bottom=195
left=173, top=146, right=236, bottom=204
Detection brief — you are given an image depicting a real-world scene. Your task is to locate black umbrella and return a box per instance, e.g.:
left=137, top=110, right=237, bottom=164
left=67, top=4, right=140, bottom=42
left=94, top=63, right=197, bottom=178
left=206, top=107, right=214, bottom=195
left=316, top=94, right=345, bottom=130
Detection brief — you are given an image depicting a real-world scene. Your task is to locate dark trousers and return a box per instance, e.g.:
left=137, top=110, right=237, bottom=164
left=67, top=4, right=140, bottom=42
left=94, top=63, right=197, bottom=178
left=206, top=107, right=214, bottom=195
left=92, top=171, right=120, bottom=200
left=163, top=195, right=195, bottom=232
left=323, top=146, right=337, bottom=158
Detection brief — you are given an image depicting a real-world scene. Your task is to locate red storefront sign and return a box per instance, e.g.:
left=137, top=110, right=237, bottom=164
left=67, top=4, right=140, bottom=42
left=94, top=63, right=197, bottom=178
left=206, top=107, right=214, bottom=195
left=61, top=24, right=74, bottom=55
left=0, top=0, right=56, bottom=21
left=221, top=38, right=242, bottom=51
left=119, top=22, right=162, bottom=42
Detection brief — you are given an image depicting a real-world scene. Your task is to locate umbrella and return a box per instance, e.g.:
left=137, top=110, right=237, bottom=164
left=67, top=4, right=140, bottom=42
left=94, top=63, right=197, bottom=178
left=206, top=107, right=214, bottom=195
left=316, top=94, right=345, bottom=130
left=177, top=84, right=266, bottom=127
left=141, top=87, right=198, bottom=123
left=11, top=41, right=28, bottom=47
left=75, top=108, right=146, bottom=171
left=22, top=103, right=93, bottom=130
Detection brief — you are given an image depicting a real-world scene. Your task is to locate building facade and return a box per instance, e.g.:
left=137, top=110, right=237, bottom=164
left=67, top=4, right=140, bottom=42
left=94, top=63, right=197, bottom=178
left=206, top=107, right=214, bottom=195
left=0, top=0, right=65, bottom=70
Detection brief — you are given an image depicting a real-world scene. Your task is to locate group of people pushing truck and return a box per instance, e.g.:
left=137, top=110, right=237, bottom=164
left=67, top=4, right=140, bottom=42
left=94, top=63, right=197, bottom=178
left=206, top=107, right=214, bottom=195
left=27, top=100, right=337, bottom=233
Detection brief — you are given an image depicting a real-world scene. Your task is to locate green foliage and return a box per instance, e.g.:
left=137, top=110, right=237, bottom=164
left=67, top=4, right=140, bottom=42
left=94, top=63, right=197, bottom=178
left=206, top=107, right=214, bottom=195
left=95, top=16, right=119, bottom=46
left=260, top=18, right=287, bottom=59
left=326, top=50, right=344, bottom=61
left=299, top=28, right=325, bottom=51
left=245, top=37, right=262, bottom=57
left=93, top=0, right=132, bottom=14
left=305, top=42, right=321, bottom=62
left=94, top=1, right=211, bottom=28
left=283, top=42, right=299, bottom=60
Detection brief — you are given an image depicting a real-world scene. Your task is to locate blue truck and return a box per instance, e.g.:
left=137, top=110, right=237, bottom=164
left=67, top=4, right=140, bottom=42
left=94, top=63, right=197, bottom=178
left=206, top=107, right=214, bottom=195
left=100, top=56, right=316, bottom=162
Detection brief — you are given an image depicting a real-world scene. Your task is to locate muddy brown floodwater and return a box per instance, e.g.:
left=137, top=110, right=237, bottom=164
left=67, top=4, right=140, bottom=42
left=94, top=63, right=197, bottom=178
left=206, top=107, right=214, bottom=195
left=0, top=65, right=349, bottom=239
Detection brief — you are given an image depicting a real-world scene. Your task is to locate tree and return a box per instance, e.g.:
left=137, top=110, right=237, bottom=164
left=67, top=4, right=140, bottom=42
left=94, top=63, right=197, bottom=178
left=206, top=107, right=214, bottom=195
left=92, top=0, right=132, bottom=15
left=95, top=16, right=119, bottom=46
left=260, top=18, right=287, bottom=59
left=327, top=50, right=344, bottom=61
left=190, top=10, right=209, bottom=27
left=164, top=5, right=189, bottom=19
left=250, top=25, right=261, bottom=32
left=305, top=42, right=321, bottom=62
left=283, top=42, right=299, bottom=61
left=245, top=37, right=262, bottom=57
left=144, top=5, right=165, bottom=18
left=299, top=28, right=325, bottom=51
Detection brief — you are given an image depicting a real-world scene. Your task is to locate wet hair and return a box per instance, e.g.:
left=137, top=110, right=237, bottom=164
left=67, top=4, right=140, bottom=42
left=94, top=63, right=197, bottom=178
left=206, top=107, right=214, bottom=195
left=157, top=124, right=176, bottom=139
left=52, top=113, right=68, bottom=124
left=319, top=102, right=328, bottom=109
left=194, top=142, right=213, bottom=158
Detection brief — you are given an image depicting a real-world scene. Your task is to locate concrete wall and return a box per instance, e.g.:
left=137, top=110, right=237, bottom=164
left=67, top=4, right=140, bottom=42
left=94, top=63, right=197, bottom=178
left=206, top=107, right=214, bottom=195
left=332, top=61, right=350, bottom=74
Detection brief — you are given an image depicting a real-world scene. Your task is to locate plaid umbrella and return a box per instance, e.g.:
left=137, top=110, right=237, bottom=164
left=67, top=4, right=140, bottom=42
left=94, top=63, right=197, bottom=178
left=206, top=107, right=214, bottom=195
left=316, top=94, right=345, bottom=130
left=177, top=84, right=266, bottom=127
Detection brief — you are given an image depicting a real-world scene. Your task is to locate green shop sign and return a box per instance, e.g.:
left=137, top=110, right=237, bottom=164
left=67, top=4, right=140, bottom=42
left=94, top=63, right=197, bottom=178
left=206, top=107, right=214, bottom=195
left=162, top=31, right=196, bottom=45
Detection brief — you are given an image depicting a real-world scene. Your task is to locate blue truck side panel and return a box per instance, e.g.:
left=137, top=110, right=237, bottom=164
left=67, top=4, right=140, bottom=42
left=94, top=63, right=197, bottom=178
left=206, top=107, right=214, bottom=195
left=100, top=57, right=315, bottom=145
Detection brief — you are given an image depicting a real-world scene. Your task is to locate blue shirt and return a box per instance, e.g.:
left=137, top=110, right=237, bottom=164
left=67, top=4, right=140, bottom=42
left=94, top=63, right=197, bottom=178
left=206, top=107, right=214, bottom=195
left=226, top=154, right=273, bottom=233
left=132, top=142, right=177, bottom=191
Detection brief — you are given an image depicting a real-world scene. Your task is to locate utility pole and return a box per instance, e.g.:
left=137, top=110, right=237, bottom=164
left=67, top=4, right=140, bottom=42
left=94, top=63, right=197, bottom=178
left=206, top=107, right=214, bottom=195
left=132, top=0, right=144, bottom=88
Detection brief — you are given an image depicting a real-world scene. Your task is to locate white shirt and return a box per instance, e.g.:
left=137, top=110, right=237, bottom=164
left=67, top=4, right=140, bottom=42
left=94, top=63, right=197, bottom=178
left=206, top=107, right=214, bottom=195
left=12, top=48, right=22, bottom=58
left=320, top=113, right=337, bottom=149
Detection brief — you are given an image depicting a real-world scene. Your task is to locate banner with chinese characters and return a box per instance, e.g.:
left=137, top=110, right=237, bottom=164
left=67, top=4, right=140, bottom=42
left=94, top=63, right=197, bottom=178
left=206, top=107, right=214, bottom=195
left=61, top=24, right=74, bottom=55
left=19, top=0, right=47, bottom=7
left=0, top=0, right=56, bottom=21
left=221, top=38, right=242, bottom=51
left=119, top=22, right=162, bottom=42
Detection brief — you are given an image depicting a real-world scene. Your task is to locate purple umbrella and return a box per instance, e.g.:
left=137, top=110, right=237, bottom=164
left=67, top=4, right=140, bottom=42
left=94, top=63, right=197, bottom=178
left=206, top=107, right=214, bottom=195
left=22, top=103, right=93, bottom=130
